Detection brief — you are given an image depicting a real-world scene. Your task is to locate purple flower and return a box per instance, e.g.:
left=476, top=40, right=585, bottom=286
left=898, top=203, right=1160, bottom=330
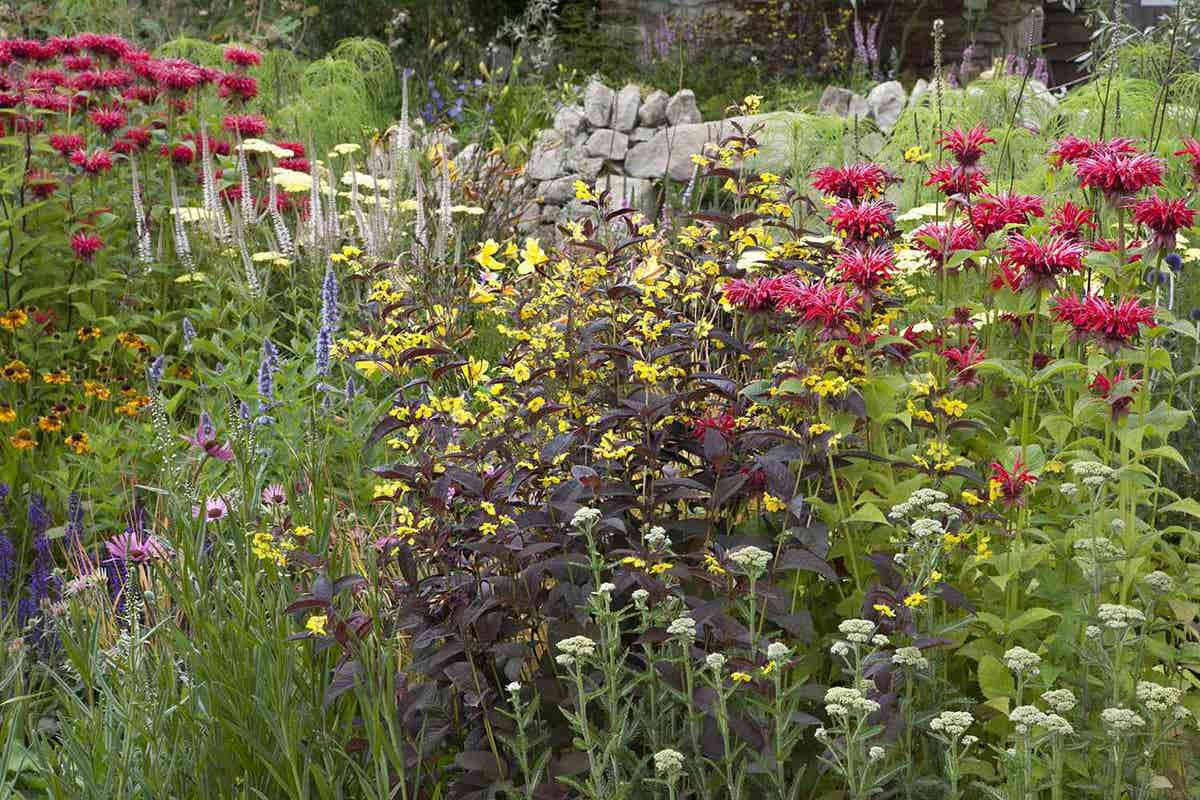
left=202, top=496, right=228, bottom=522
left=147, top=355, right=165, bottom=389
left=315, top=325, right=331, bottom=376
left=182, top=411, right=235, bottom=461
left=65, top=492, right=84, bottom=549
left=182, top=317, right=196, bottom=352
left=0, top=533, right=15, bottom=594
left=261, top=483, right=287, bottom=507
left=105, top=529, right=168, bottom=565
left=320, top=265, right=340, bottom=330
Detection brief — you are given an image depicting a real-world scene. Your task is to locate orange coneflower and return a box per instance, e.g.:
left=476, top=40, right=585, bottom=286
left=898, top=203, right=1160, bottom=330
left=77, top=325, right=101, bottom=342
left=38, top=414, right=63, bottom=432
left=9, top=427, right=36, bottom=450
left=42, top=369, right=72, bottom=385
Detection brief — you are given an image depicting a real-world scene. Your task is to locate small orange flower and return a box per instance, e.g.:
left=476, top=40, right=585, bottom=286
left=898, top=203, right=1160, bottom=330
left=9, top=427, right=36, bottom=450
left=83, top=380, right=111, bottom=400
left=0, top=308, right=28, bottom=331
left=77, top=325, right=101, bottom=341
left=0, top=402, right=15, bottom=423
left=38, top=414, right=63, bottom=432
left=2, top=360, right=31, bottom=383
left=65, top=431, right=91, bottom=454
left=42, top=369, right=71, bottom=385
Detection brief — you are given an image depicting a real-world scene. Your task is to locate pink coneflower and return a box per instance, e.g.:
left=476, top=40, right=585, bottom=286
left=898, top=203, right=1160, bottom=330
left=1131, top=194, right=1195, bottom=253
left=1050, top=292, right=1157, bottom=351
left=70, top=232, right=104, bottom=262
left=911, top=221, right=980, bottom=271
left=1003, top=233, right=1084, bottom=292
left=70, top=148, right=113, bottom=174
left=261, top=483, right=287, bottom=507
left=88, top=106, right=126, bottom=134
left=809, top=162, right=895, bottom=201
left=160, top=143, right=195, bottom=165
left=223, top=46, right=262, bottom=68
left=1075, top=149, right=1165, bottom=201
left=1048, top=201, right=1097, bottom=241
left=834, top=245, right=894, bottom=291
left=1176, top=139, right=1200, bottom=184
left=827, top=199, right=895, bottom=243
left=222, top=113, right=268, bottom=137
left=182, top=412, right=236, bottom=461
left=204, top=496, right=229, bottom=522
left=106, top=530, right=168, bottom=564
left=968, top=192, right=1044, bottom=237
left=218, top=72, right=257, bottom=102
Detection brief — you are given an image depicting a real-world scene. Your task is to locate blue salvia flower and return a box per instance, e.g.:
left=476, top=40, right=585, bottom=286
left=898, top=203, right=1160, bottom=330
left=258, top=346, right=276, bottom=408
left=65, top=492, right=84, bottom=550
left=262, top=337, right=279, bottom=372
left=0, top=533, right=15, bottom=603
left=345, top=376, right=357, bottom=402
left=28, top=493, right=51, bottom=535
left=320, top=265, right=340, bottom=331
left=239, top=401, right=251, bottom=422
left=147, top=355, right=165, bottom=389
left=315, top=326, right=331, bottom=376
left=182, top=317, right=197, bottom=352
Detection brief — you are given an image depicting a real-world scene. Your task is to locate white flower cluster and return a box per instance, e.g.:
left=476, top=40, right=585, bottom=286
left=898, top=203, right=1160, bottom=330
left=838, top=618, right=876, bottom=643
left=1097, top=603, right=1145, bottom=630
left=830, top=640, right=851, bottom=657
left=824, top=686, right=880, bottom=718
left=1143, top=570, right=1175, bottom=594
left=892, top=646, right=929, bottom=669
left=653, top=748, right=685, bottom=776
left=728, top=545, right=772, bottom=573
left=766, top=642, right=791, bottom=662
left=645, top=526, right=668, bottom=550
left=929, top=710, right=974, bottom=741
left=1072, top=537, right=1125, bottom=562
left=1070, top=461, right=1114, bottom=487
left=1042, top=713, right=1074, bottom=736
left=868, top=746, right=885, bottom=762
left=1100, top=707, right=1145, bottom=735
left=1003, top=646, right=1041, bottom=676
left=705, top=653, right=726, bottom=672
left=667, top=615, right=697, bottom=641
left=1085, top=625, right=1102, bottom=639
left=571, top=507, right=602, bottom=530
left=1041, top=688, right=1077, bottom=713
left=910, top=517, right=945, bottom=539
left=1059, top=482, right=1079, bottom=499
left=889, top=488, right=948, bottom=521
left=1136, top=681, right=1183, bottom=713
left=1009, top=705, right=1047, bottom=734
left=593, top=582, right=615, bottom=598
left=506, top=681, right=522, bottom=694
left=556, top=635, right=596, bottom=667
left=871, top=634, right=890, bottom=647
left=632, top=588, right=649, bottom=608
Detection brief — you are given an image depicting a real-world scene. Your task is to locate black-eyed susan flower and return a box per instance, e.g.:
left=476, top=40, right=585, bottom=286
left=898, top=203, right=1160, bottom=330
left=42, top=369, right=71, bottom=385
left=65, top=431, right=90, bottom=454
left=1, top=308, right=28, bottom=331
left=0, top=402, right=14, bottom=423
left=37, top=414, right=63, bottom=432
left=2, top=360, right=31, bottom=383
left=76, top=325, right=101, bottom=341
left=9, top=427, right=36, bottom=450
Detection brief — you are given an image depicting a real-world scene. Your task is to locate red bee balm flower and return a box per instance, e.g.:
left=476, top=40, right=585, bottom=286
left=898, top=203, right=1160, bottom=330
left=810, top=163, right=895, bottom=201
left=49, top=133, right=85, bottom=156
left=942, top=340, right=987, bottom=387
left=218, top=72, right=257, bottom=102
left=1090, top=369, right=1140, bottom=420
left=777, top=281, right=861, bottom=339
left=1003, top=234, right=1084, bottom=291
left=722, top=275, right=797, bottom=312
left=160, top=143, right=195, bottom=165
left=223, top=47, right=262, bottom=68
left=835, top=245, right=894, bottom=291
left=969, top=192, right=1044, bottom=237
left=1050, top=293, right=1157, bottom=352
left=989, top=458, right=1036, bottom=507
left=937, top=124, right=996, bottom=166
left=1175, top=139, right=1200, bottom=184
left=692, top=411, right=737, bottom=442
left=1047, top=201, right=1097, bottom=241
left=70, top=232, right=104, bottom=262
left=223, top=114, right=268, bottom=137
left=912, top=222, right=980, bottom=271
left=88, top=106, right=126, bottom=134
left=827, top=199, right=895, bottom=243
left=1075, top=149, right=1164, bottom=201
left=1131, top=195, right=1195, bottom=253
left=70, top=148, right=113, bottom=174
left=925, top=164, right=989, bottom=197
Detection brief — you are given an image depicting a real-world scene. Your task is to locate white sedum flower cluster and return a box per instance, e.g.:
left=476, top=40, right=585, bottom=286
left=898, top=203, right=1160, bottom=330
left=1136, top=681, right=1183, bottom=713
left=892, top=646, right=929, bottom=669
left=571, top=507, right=602, bottom=530
left=667, top=615, right=697, bottom=641
left=653, top=748, right=685, bottom=776
left=888, top=488, right=948, bottom=520
left=1070, top=461, right=1114, bottom=487
left=556, top=635, right=596, bottom=666
left=1041, top=689, right=1077, bottom=713
left=1143, top=570, right=1174, bottom=594
left=838, top=618, right=876, bottom=643
left=1100, top=707, right=1145, bottom=734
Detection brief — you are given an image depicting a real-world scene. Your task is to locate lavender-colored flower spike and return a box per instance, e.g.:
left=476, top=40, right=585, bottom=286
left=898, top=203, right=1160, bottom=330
left=65, top=492, right=84, bottom=550
left=320, top=265, right=340, bottom=331
left=147, top=355, right=165, bottom=389
left=345, top=376, right=357, bottom=402
left=0, top=534, right=15, bottom=596
left=28, top=493, right=51, bottom=535
left=315, top=326, right=332, bottom=376
left=182, top=317, right=196, bottom=352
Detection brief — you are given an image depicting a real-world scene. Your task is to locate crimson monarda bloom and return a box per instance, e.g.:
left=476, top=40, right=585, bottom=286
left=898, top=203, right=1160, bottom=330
left=942, top=340, right=986, bottom=387
left=1075, top=149, right=1165, bottom=202
left=810, top=163, right=895, bottom=202
left=937, top=124, right=996, bottom=166
left=1048, top=135, right=1136, bottom=168
left=1050, top=292, right=1157, bottom=352
left=1176, top=139, right=1200, bottom=184
left=722, top=275, right=797, bottom=312
left=835, top=245, right=894, bottom=291
left=912, top=221, right=980, bottom=271
left=1048, top=201, right=1097, bottom=241
left=274, top=141, right=305, bottom=158
left=223, top=46, right=262, bottom=69
left=1090, top=369, right=1140, bottom=420
left=925, top=164, right=989, bottom=197
left=223, top=113, right=268, bottom=137
left=692, top=411, right=737, bottom=442
left=150, top=57, right=204, bottom=91
left=989, top=458, right=1036, bottom=507
left=1131, top=194, right=1195, bottom=253
left=25, top=170, right=58, bottom=199
left=969, top=192, right=1044, bottom=237
left=218, top=72, right=257, bottom=102
left=160, top=143, right=195, bottom=165
left=49, top=133, right=85, bottom=156
left=828, top=199, right=895, bottom=244
left=777, top=280, right=861, bottom=339
left=70, top=232, right=104, bottom=262
left=70, top=148, right=113, bottom=174
left=1004, top=233, right=1084, bottom=291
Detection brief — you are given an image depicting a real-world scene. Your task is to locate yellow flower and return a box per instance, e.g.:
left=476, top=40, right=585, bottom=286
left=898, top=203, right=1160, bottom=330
left=961, top=490, right=982, bottom=506
left=621, top=556, right=647, bottom=569
left=293, top=525, right=314, bottom=537
left=460, top=357, right=489, bottom=383
left=648, top=562, right=674, bottom=576
left=38, top=415, right=63, bottom=433
left=704, top=553, right=726, bottom=575
left=763, top=493, right=787, bottom=513
left=473, top=239, right=504, bottom=271
left=873, top=603, right=896, bottom=618
left=8, top=427, right=35, bottom=450
left=761, top=660, right=776, bottom=675
left=305, top=614, right=328, bottom=636
left=809, top=423, right=831, bottom=436
left=903, top=146, right=930, bottom=164
left=517, top=238, right=548, bottom=275
left=0, top=309, right=28, bottom=331
left=934, top=396, right=967, bottom=418
left=573, top=180, right=596, bottom=202
left=731, top=671, right=752, bottom=683
left=930, top=570, right=943, bottom=582
left=0, top=402, right=15, bottom=423
left=526, top=396, right=546, bottom=413
left=65, top=431, right=90, bottom=454
left=2, top=360, right=30, bottom=383
left=1045, top=460, right=1065, bottom=474
left=77, top=325, right=101, bottom=341
left=903, top=592, right=928, bottom=608
left=42, top=369, right=71, bottom=386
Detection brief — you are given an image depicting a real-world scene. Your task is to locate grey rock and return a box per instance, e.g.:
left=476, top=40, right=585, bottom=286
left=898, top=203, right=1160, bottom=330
left=613, top=85, right=641, bottom=132
left=629, top=126, right=657, bottom=143
left=456, top=142, right=483, bottom=173
left=817, top=85, right=854, bottom=117
left=627, top=112, right=817, bottom=181
left=598, top=174, right=656, bottom=216
left=909, top=78, right=930, bottom=107
left=555, top=198, right=593, bottom=224
left=542, top=174, right=582, bottom=205
left=666, top=89, right=702, bottom=125
left=425, top=130, right=461, bottom=157
left=553, top=104, right=587, bottom=137
left=585, top=128, right=629, bottom=160
left=867, top=80, right=907, bottom=131
left=525, top=129, right=566, bottom=181
left=848, top=94, right=870, bottom=119
left=565, top=146, right=605, bottom=181
left=539, top=203, right=561, bottom=224
left=638, top=90, right=669, bottom=126
left=584, top=81, right=615, bottom=128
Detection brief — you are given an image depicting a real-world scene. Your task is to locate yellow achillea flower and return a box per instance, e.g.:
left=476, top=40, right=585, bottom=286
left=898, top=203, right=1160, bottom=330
left=903, top=592, right=928, bottom=608
left=9, top=427, right=36, bottom=450
left=1, top=308, right=28, bottom=331
left=731, top=671, right=752, bottom=683
left=873, top=603, right=896, bottom=618
left=305, top=615, right=328, bottom=636
left=903, top=146, right=930, bottom=164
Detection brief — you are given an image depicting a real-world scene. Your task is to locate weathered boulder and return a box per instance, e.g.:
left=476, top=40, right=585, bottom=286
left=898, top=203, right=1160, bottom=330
left=598, top=174, right=656, bottom=216
left=553, top=104, right=587, bottom=138
left=542, top=174, right=582, bottom=205
left=626, top=113, right=815, bottom=181
left=666, top=89, right=702, bottom=125
left=525, top=130, right=565, bottom=181
left=909, top=78, right=930, bottom=107
left=817, top=85, right=854, bottom=116
left=629, top=126, right=657, bottom=143
left=584, top=128, right=629, bottom=160
left=584, top=81, right=615, bottom=128
left=867, top=80, right=907, bottom=131
left=613, top=85, right=641, bottom=132
left=564, top=146, right=604, bottom=181
left=638, top=90, right=669, bottom=127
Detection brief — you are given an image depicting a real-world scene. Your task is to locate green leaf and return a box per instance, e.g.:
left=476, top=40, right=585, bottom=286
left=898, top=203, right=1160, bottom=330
left=847, top=503, right=888, bottom=525
left=1008, top=607, right=1059, bottom=633
left=1161, top=497, right=1200, bottom=519
left=973, top=359, right=1028, bottom=387
left=1031, top=359, right=1085, bottom=386
left=978, top=654, right=1013, bottom=700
